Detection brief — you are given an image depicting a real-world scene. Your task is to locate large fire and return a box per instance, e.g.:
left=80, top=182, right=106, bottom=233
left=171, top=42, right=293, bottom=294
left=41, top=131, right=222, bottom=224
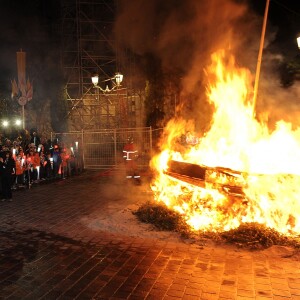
left=150, top=50, right=300, bottom=236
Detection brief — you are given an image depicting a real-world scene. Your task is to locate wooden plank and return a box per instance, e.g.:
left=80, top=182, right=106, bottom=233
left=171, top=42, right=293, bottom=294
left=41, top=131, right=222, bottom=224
left=167, top=160, right=206, bottom=180
left=165, top=160, right=244, bottom=197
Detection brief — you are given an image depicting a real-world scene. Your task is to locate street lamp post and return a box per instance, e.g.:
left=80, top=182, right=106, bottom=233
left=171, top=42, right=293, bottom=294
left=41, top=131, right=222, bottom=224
left=91, top=72, right=124, bottom=128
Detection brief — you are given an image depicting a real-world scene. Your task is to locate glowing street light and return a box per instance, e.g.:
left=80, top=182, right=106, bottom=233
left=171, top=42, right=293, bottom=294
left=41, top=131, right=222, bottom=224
left=2, top=118, right=22, bottom=128
left=15, top=119, right=22, bottom=126
left=115, top=72, right=123, bottom=86
left=91, top=72, right=123, bottom=93
left=91, top=74, right=99, bottom=87
left=297, top=36, right=300, bottom=49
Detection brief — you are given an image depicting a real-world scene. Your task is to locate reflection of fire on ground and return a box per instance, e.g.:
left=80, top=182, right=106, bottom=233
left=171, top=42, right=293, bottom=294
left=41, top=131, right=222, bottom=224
left=150, top=50, right=300, bottom=236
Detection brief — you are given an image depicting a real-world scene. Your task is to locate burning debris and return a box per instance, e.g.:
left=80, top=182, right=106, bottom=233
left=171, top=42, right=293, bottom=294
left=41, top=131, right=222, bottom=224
left=134, top=202, right=300, bottom=250
left=133, top=201, right=191, bottom=237
left=150, top=50, right=300, bottom=237
left=220, top=222, right=300, bottom=250
left=166, top=160, right=244, bottom=197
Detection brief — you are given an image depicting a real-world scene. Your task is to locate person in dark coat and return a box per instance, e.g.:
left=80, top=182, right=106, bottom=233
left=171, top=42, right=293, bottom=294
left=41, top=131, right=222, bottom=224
left=30, top=131, right=41, bottom=148
left=0, top=151, right=16, bottom=201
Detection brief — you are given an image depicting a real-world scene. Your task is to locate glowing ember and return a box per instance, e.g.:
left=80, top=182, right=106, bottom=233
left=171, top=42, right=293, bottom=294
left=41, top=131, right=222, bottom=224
left=150, top=50, right=300, bottom=236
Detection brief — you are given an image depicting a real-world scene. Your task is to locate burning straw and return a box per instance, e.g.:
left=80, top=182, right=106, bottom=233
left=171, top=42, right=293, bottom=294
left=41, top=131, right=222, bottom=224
left=133, top=201, right=191, bottom=238
left=134, top=201, right=300, bottom=250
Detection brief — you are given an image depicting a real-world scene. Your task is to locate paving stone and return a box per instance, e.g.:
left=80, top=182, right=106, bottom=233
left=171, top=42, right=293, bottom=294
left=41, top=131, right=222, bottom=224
left=0, top=171, right=299, bottom=299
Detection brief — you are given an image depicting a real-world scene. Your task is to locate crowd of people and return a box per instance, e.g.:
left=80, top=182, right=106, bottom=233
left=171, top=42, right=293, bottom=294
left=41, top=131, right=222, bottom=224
left=0, top=129, right=83, bottom=201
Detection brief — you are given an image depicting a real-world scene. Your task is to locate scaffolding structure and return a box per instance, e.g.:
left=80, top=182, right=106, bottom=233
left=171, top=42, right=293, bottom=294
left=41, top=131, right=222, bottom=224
left=61, top=0, right=134, bottom=130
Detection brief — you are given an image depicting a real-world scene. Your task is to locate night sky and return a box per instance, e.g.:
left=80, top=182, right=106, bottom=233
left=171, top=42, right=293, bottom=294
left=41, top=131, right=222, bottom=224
left=0, top=0, right=298, bottom=77
left=0, top=0, right=299, bottom=129
left=0, top=0, right=298, bottom=85
left=0, top=0, right=60, bottom=82
left=250, top=0, right=299, bottom=54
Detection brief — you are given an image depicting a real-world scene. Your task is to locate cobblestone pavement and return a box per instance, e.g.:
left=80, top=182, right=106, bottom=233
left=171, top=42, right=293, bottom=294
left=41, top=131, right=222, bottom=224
left=0, top=171, right=300, bottom=300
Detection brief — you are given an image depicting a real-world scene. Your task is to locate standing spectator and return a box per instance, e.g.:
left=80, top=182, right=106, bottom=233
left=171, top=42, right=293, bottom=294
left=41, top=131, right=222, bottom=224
left=44, top=139, right=52, bottom=156
left=0, top=151, right=16, bottom=201
left=60, top=147, right=70, bottom=178
left=39, top=150, right=47, bottom=180
left=32, top=149, right=41, bottom=182
left=30, top=131, right=41, bottom=148
left=14, top=149, right=26, bottom=187
left=26, top=145, right=36, bottom=184
left=68, top=146, right=76, bottom=176
left=44, top=152, right=53, bottom=179
left=52, top=145, right=62, bottom=178
left=21, top=129, right=31, bottom=151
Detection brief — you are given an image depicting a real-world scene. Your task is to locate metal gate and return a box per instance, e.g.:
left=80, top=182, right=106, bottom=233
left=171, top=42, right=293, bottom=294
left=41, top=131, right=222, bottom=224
left=51, top=127, right=153, bottom=170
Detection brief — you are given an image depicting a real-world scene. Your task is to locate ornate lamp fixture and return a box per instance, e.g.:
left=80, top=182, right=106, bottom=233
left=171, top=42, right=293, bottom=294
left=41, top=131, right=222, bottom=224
left=91, top=72, right=123, bottom=93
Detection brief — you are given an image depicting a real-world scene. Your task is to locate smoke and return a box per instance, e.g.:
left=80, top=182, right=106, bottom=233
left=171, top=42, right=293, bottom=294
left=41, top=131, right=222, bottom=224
left=115, top=0, right=300, bottom=131
left=115, top=0, right=252, bottom=80
left=257, top=53, right=300, bottom=129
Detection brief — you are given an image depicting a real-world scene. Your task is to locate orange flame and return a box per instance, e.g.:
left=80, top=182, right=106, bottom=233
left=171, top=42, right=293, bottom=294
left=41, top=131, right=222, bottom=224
left=150, top=50, right=300, bottom=235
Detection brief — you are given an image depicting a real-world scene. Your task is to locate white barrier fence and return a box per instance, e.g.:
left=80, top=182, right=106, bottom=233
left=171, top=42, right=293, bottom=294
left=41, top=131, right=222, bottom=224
left=51, top=127, right=156, bottom=170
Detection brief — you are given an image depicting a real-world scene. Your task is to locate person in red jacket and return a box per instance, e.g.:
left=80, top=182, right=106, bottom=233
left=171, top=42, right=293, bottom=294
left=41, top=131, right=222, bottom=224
left=15, top=149, right=26, bottom=187
left=122, top=136, right=141, bottom=183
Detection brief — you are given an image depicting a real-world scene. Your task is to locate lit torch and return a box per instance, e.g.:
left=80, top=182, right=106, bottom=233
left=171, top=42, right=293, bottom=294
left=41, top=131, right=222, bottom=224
left=36, top=166, right=40, bottom=180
